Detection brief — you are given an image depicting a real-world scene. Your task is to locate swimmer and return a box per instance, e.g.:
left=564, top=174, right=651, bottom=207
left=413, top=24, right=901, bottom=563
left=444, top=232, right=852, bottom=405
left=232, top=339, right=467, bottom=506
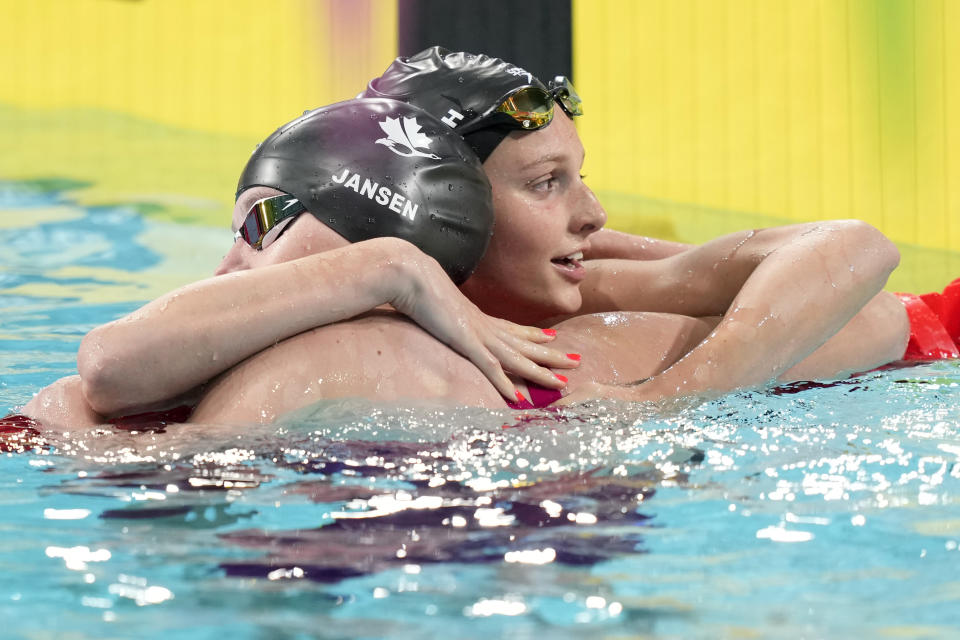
left=22, top=46, right=960, bottom=427
left=19, top=99, right=909, bottom=429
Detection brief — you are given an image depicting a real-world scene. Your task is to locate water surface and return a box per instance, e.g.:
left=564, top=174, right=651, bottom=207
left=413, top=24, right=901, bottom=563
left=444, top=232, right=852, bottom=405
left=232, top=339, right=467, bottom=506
left=2, top=182, right=958, bottom=639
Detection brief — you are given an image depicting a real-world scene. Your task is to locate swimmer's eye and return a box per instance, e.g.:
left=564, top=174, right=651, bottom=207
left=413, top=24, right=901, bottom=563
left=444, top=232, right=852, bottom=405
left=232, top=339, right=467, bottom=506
left=528, top=174, right=559, bottom=193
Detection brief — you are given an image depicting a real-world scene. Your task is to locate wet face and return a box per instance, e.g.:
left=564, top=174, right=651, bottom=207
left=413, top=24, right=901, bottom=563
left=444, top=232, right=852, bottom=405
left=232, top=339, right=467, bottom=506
left=460, top=114, right=607, bottom=324
left=215, top=186, right=350, bottom=275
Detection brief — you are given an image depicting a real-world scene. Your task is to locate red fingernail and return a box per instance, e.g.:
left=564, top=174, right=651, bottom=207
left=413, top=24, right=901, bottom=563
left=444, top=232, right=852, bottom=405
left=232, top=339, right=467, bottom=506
left=567, top=353, right=581, bottom=361
left=515, top=390, right=528, bottom=402
left=542, top=328, right=557, bottom=337
left=555, top=374, right=568, bottom=383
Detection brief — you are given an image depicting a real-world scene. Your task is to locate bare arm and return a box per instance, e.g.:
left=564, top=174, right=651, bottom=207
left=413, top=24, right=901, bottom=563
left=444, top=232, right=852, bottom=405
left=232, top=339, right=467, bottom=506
left=576, top=220, right=901, bottom=399
left=778, top=290, right=908, bottom=382
left=583, top=228, right=692, bottom=261
left=22, top=376, right=105, bottom=430
left=78, top=237, right=574, bottom=416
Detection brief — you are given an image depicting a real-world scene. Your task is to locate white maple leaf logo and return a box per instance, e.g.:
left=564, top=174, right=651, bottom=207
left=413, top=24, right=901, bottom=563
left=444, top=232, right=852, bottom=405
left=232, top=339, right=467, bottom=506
left=375, top=117, right=441, bottom=159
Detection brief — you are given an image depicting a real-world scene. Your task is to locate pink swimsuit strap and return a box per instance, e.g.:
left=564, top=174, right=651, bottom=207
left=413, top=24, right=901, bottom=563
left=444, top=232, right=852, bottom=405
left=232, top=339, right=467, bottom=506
left=506, top=382, right=563, bottom=410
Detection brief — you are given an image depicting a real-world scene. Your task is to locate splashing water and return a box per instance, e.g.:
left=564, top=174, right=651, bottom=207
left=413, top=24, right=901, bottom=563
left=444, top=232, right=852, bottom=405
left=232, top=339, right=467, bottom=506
left=2, top=182, right=959, bottom=639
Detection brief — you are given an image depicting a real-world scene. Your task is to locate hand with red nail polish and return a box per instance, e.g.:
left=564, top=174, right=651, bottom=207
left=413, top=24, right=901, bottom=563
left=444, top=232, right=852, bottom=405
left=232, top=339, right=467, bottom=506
left=385, top=247, right=578, bottom=403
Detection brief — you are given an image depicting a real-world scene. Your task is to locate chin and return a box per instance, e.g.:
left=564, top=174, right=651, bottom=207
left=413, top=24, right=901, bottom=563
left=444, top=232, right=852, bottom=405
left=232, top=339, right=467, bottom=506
left=539, top=286, right=582, bottom=317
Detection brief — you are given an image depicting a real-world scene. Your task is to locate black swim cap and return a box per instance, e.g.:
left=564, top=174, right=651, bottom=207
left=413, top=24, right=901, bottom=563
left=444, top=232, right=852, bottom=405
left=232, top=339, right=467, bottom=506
left=361, top=46, right=548, bottom=162
left=237, top=98, right=493, bottom=284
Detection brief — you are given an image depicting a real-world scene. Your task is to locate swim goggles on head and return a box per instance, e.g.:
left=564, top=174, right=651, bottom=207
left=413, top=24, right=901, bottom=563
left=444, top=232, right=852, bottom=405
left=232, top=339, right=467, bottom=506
left=234, top=194, right=307, bottom=250
left=461, top=76, right=583, bottom=134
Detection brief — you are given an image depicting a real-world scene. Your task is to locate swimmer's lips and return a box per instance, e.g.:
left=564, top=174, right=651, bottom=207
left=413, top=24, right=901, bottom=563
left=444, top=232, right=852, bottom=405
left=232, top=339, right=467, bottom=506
left=551, top=250, right=586, bottom=282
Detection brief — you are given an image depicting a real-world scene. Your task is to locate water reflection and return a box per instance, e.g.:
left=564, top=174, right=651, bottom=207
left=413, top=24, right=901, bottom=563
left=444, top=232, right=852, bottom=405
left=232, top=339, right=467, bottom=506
left=40, top=404, right=703, bottom=584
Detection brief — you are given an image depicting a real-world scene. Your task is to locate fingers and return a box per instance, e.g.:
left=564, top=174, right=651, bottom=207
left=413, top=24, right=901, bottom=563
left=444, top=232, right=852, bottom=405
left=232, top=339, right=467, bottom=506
left=514, top=361, right=568, bottom=390
left=489, top=321, right=581, bottom=374
left=506, top=338, right=581, bottom=369
left=416, top=309, right=525, bottom=402
left=487, top=319, right=579, bottom=368
left=483, top=323, right=582, bottom=394
left=408, top=292, right=580, bottom=402
left=486, top=341, right=568, bottom=391
left=465, top=331, right=566, bottom=399
left=469, top=345, right=523, bottom=402
left=492, top=318, right=560, bottom=344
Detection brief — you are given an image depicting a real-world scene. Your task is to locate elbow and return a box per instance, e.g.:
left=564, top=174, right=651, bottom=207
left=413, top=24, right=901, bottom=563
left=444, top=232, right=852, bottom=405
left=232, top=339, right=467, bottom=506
left=835, top=219, right=900, bottom=283
left=861, top=221, right=901, bottom=276
left=76, top=327, right=127, bottom=416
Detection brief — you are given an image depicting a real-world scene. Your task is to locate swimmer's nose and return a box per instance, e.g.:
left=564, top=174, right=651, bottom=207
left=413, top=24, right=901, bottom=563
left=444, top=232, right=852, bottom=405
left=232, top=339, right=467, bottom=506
left=571, top=183, right=607, bottom=235
left=214, top=243, right=249, bottom=275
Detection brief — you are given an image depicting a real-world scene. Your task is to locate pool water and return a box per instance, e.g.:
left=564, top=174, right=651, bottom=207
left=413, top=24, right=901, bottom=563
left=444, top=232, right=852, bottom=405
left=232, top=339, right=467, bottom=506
left=2, top=181, right=959, bottom=639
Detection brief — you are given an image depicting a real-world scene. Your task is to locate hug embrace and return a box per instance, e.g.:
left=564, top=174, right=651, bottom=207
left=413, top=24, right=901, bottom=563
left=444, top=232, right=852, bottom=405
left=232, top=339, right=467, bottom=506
left=9, top=46, right=960, bottom=436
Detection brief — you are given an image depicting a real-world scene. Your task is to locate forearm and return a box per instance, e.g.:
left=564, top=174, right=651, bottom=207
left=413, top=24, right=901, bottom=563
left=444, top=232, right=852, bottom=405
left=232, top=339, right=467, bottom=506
left=582, top=291, right=907, bottom=406
left=584, top=228, right=692, bottom=261
left=601, top=221, right=901, bottom=399
left=77, top=237, right=415, bottom=416
left=779, top=291, right=909, bottom=381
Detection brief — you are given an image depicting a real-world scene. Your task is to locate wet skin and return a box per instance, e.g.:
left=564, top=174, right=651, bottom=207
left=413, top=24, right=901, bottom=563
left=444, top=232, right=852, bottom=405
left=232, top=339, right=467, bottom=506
left=26, top=96, right=909, bottom=425
left=216, top=114, right=607, bottom=327
left=216, top=185, right=351, bottom=275
left=459, top=113, right=607, bottom=325
left=189, top=311, right=717, bottom=424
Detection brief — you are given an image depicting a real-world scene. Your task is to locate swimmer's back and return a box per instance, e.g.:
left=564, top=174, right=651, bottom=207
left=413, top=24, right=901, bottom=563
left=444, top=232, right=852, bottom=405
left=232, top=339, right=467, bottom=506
left=190, top=310, right=716, bottom=424
left=190, top=311, right=504, bottom=423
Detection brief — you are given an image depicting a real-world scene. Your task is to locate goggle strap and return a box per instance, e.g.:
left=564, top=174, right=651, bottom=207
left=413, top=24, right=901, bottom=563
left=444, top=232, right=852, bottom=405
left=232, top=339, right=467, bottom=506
left=458, top=78, right=582, bottom=138
left=549, top=76, right=583, bottom=117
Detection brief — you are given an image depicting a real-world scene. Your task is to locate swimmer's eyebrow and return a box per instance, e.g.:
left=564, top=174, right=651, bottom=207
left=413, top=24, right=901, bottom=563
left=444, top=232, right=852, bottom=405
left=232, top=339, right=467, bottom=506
left=519, top=153, right=565, bottom=171
left=519, top=147, right=586, bottom=172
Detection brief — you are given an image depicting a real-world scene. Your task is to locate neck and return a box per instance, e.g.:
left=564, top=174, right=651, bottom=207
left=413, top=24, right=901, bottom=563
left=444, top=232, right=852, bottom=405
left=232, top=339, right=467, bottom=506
left=459, top=281, right=559, bottom=327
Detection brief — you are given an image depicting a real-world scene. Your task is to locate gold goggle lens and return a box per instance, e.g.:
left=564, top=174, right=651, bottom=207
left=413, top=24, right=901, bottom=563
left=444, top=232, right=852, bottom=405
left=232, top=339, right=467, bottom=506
left=495, top=87, right=555, bottom=129
left=490, top=79, right=583, bottom=130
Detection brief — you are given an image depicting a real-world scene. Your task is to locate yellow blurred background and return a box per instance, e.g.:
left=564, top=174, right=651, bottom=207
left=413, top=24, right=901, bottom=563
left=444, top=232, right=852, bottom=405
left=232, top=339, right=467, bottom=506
left=0, top=0, right=395, bottom=225
left=1, top=0, right=957, bottom=291
left=576, top=0, right=959, bottom=291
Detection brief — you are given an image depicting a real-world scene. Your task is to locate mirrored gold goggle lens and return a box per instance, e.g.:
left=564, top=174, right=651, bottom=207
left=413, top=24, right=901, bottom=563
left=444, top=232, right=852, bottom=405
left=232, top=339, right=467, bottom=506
left=494, top=87, right=555, bottom=129
left=491, top=80, right=583, bottom=131
left=236, top=195, right=306, bottom=249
